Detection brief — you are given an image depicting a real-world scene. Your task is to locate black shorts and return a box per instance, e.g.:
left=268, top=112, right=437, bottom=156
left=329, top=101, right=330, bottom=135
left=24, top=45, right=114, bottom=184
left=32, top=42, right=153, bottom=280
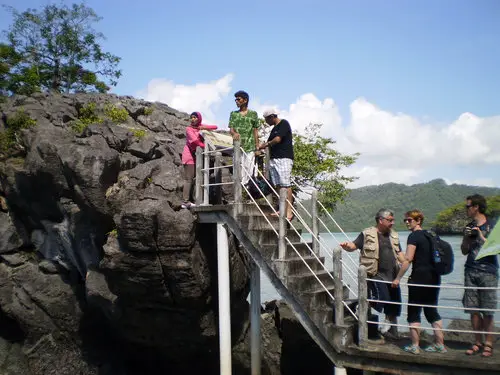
left=368, top=277, right=402, bottom=317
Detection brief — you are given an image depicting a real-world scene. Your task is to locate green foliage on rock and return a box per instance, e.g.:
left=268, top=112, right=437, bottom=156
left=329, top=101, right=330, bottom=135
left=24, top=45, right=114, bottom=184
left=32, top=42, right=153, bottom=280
left=131, top=129, right=146, bottom=139
left=104, top=104, right=128, bottom=123
left=2, top=2, right=121, bottom=95
left=0, top=109, right=36, bottom=155
left=142, top=106, right=154, bottom=116
left=71, top=102, right=102, bottom=133
left=293, top=123, right=358, bottom=208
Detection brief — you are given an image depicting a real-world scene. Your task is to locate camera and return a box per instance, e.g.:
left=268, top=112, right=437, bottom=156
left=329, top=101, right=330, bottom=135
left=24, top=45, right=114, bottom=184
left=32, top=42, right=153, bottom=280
left=464, top=224, right=478, bottom=237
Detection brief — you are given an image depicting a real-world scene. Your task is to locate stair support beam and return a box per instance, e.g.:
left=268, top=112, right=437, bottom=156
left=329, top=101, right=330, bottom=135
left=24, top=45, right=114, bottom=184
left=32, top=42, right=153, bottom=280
left=217, top=223, right=232, bottom=375
left=214, top=151, right=222, bottom=204
left=250, top=260, right=261, bottom=375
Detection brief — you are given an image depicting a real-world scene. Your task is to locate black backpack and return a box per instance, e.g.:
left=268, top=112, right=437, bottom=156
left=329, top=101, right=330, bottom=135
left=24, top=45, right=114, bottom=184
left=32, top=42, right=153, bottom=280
left=423, top=230, right=454, bottom=276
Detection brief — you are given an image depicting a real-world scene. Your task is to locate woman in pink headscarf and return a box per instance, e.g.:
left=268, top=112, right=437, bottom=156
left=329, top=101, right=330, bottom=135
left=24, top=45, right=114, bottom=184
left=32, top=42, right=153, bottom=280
left=181, top=112, right=217, bottom=208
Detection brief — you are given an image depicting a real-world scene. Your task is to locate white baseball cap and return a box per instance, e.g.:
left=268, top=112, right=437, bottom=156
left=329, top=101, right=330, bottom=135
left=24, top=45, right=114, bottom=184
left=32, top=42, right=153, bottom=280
left=262, top=108, right=279, bottom=118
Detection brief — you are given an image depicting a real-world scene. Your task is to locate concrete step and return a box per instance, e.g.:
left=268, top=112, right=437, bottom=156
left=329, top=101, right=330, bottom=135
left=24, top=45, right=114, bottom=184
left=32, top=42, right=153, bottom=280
left=283, top=256, right=326, bottom=274
left=252, top=229, right=303, bottom=246
left=298, top=284, right=351, bottom=311
left=286, top=270, right=335, bottom=293
left=262, top=241, right=314, bottom=260
left=239, top=203, right=276, bottom=216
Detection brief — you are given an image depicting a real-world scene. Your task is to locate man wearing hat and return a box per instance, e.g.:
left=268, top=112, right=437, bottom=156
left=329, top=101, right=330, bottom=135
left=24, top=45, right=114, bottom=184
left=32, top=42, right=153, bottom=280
left=258, top=109, right=294, bottom=220
left=229, top=90, right=260, bottom=184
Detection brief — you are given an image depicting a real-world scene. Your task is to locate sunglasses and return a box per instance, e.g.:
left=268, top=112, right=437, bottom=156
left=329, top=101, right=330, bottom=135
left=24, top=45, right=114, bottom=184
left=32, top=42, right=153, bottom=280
left=381, top=217, right=395, bottom=223
left=235, top=97, right=245, bottom=102
left=465, top=204, right=474, bottom=208
left=403, top=218, right=414, bottom=223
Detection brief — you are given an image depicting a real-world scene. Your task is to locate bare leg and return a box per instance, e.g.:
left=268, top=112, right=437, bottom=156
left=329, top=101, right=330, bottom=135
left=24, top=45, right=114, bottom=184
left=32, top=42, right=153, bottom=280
left=483, top=315, right=495, bottom=347
left=471, top=312, right=484, bottom=345
left=286, top=187, right=294, bottom=219
left=409, top=322, right=420, bottom=346
left=432, top=320, right=444, bottom=346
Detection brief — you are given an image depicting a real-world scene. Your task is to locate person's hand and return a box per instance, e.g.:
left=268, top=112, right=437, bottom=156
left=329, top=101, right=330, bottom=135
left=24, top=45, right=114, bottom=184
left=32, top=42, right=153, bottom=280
left=339, top=241, right=349, bottom=250
left=391, top=279, right=400, bottom=288
left=254, top=150, right=262, bottom=157
left=473, top=227, right=487, bottom=242
left=232, top=132, right=240, bottom=141
left=258, top=142, right=267, bottom=150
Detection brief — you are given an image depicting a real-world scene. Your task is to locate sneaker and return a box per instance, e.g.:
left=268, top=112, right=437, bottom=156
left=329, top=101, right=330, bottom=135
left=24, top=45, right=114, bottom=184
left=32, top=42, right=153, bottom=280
left=424, top=343, right=447, bottom=353
left=367, top=334, right=385, bottom=345
left=181, top=201, right=195, bottom=209
left=403, top=344, right=420, bottom=354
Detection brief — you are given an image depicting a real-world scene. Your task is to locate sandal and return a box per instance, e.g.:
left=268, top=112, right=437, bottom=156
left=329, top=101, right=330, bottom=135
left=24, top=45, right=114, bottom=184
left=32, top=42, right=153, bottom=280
left=403, top=344, right=420, bottom=354
left=424, top=343, right=447, bottom=353
left=465, top=343, right=483, bottom=355
left=482, top=344, right=493, bottom=358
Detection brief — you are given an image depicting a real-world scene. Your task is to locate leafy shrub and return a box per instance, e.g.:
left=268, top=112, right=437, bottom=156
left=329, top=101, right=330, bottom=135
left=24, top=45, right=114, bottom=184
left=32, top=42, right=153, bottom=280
left=131, top=129, right=146, bottom=139
left=72, top=102, right=102, bottom=133
left=104, top=103, right=128, bottom=123
left=0, top=109, right=36, bottom=155
left=143, top=106, right=154, bottom=116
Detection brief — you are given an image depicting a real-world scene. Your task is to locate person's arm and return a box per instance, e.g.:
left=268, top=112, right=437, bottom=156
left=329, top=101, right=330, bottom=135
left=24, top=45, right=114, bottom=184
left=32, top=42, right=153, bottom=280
left=200, top=125, right=218, bottom=131
left=339, top=241, right=358, bottom=252
left=258, top=136, right=282, bottom=150
left=186, top=127, right=205, bottom=150
left=461, top=235, right=473, bottom=255
left=392, top=246, right=414, bottom=287
left=228, top=112, right=240, bottom=140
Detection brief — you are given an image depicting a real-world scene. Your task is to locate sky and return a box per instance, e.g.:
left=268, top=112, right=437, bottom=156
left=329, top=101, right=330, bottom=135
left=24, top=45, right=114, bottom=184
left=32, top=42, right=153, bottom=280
left=2, top=0, right=500, bottom=188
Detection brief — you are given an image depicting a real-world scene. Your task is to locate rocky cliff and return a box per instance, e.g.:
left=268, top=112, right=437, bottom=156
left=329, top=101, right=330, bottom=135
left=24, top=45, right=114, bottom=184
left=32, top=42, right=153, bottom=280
left=0, top=93, right=259, bottom=374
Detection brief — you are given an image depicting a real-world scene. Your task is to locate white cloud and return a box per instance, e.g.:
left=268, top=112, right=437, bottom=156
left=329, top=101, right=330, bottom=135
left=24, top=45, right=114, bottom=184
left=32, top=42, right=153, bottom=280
left=136, top=73, right=500, bottom=187
left=136, top=74, right=234, bottom=123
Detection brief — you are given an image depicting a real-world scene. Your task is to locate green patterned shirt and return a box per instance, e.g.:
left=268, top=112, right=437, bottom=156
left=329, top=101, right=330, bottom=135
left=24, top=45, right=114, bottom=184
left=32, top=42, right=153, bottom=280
left=228, top=110, right=260, bottom=152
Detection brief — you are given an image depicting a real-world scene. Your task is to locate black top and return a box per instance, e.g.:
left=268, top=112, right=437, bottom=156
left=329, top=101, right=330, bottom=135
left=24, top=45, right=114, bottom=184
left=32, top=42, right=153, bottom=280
left=407, top=230, right=433, bottom=275
left=353, top=232, right=402, bottom=281
left=268, top=119, right=294, bottom=160
left=464, top=218, right=498, bottom=275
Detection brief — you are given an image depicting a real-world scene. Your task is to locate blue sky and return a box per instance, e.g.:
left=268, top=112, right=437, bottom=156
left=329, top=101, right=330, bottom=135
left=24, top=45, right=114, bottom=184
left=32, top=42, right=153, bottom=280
left=2, top=0, right=500, bottom=188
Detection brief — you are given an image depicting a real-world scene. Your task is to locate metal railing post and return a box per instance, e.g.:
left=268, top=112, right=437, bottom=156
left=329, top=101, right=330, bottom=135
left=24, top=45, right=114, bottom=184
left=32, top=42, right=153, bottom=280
left=195, top=147, right=203, bottom=205
left=264, top=148, right=270, bottom=180
left=278, top=188, right=287, bottom=260
left=358, top=265, right=368, bottom=347
left=233, top=141, right=242, bottom=215
left=311, top=190, right=319, bottom=255
left=250, top=260, right=261, bottom=375
left=214, top=151, right=222, bottom=205
left=203, top=144, right=210, bottom=206
left=216, top=224, right=232, bottom=375
left=333, top=247, right=344, bottom=326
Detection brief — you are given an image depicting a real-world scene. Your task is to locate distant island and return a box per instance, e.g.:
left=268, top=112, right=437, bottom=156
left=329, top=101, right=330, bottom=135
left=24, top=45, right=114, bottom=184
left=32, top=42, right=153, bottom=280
left=306, top=179, right=500, bottom=233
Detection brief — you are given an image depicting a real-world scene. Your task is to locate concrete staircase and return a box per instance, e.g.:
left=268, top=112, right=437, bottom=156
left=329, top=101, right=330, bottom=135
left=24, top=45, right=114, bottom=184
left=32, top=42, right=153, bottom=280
left=236, top=203, right=355, bottom=348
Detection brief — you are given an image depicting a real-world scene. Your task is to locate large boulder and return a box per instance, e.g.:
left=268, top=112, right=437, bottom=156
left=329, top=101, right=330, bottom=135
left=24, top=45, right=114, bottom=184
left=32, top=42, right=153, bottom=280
left=0, top=93, right=251, bottom=374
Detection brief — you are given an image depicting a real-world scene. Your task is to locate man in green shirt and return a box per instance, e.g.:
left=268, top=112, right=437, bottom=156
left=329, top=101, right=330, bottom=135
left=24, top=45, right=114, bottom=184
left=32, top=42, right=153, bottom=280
left=229, top=90, right=260, bottom=184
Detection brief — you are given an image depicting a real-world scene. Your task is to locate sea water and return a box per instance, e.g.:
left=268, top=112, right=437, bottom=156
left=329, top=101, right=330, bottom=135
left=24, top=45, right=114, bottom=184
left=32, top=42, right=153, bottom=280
left=259, top=231, right=500, bottom=327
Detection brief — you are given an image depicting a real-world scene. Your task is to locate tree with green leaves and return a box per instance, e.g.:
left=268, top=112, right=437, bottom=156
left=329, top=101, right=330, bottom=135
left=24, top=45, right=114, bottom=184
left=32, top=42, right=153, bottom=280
left=2, top=2, right=121, bottom=95
left=292, top=123, right=358, bottom=207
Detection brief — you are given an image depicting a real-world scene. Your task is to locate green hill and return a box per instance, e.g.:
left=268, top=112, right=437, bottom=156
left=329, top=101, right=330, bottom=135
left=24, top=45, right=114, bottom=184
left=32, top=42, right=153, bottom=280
left=307, top=179, right=500, bottom=232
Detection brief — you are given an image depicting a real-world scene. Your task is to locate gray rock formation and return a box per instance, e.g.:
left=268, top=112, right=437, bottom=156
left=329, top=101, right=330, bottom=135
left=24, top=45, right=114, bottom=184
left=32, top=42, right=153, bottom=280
left=0, top=93, right=260, bottom=374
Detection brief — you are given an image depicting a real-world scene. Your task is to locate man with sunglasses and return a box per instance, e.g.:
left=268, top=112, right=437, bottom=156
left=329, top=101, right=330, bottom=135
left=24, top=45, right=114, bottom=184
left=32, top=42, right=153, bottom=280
left=340, top=208, right=406, bottom=342
left=461, top=194, right=497, bottom=357
left=228, top=90, right=260, bottom=184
